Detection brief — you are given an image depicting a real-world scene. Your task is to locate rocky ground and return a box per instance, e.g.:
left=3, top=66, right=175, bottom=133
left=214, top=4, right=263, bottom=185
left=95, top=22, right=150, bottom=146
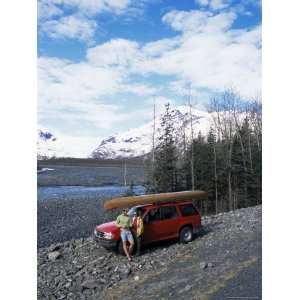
left=38, top=205, right=261, bottom=300
left=38, top=198, right=121, bottom=248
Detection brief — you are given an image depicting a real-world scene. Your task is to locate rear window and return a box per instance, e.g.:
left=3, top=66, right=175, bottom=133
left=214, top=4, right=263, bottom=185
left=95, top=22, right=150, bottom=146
left=179, top=204, right=198, bottom=216
left=160, top=206, right=178, bottom=220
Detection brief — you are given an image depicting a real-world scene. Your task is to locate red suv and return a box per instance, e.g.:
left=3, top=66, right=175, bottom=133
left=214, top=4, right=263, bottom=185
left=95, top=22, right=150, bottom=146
left=94, top=200, right=201, bottom=254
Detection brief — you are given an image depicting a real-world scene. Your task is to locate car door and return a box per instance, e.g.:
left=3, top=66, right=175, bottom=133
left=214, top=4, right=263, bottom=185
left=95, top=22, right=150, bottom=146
left=178, top=203, right=201, bottom=228
left=158, top=205, right=180, bottom=238
left=142, top=207, right=162, bottom=243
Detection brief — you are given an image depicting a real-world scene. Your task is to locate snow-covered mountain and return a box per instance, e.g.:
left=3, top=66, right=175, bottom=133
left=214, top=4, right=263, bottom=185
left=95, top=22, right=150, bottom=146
left=37, top=127, right=78, bottom=159
left=38, top=106, right=214, bottom=160
left=91, top=106, right=213, bottom=159
left=37, top=128, right=58, bottom=159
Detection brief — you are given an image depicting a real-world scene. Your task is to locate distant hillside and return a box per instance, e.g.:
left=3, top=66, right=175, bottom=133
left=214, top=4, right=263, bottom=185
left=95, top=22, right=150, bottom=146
left=38, top=157, right=144, bottom=167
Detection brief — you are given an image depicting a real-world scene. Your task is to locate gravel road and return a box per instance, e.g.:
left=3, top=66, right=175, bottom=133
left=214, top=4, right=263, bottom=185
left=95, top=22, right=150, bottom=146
left=38, top=205, right=261, bottom=300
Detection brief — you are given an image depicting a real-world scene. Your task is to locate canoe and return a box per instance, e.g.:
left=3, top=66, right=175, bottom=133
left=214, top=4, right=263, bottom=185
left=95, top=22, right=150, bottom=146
left=103, top=190, right=208, bottom=210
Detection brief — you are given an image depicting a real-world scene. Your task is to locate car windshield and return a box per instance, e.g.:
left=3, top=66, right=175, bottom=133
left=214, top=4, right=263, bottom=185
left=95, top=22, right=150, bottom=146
left=128, top=206, right=145, bottom=218
left=128, top=207, right=137, bottom=218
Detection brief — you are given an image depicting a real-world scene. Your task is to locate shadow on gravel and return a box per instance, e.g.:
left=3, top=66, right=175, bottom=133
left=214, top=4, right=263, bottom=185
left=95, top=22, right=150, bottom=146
left=133, top=225, right=212, bottom=256
left=198, top=224, right=215, bottom=236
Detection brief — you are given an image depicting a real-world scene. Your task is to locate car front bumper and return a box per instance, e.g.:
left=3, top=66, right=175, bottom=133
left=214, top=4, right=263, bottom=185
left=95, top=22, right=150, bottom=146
left=94, top=234, right=118, bottom=250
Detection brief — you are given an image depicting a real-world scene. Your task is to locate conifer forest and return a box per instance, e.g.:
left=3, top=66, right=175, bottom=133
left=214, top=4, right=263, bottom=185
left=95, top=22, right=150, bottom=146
left=145, top=90, right=262, bottom=215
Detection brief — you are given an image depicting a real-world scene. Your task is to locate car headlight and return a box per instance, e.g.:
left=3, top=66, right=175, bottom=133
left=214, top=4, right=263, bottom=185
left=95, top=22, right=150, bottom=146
left=103, top=232, right=114, bottom=240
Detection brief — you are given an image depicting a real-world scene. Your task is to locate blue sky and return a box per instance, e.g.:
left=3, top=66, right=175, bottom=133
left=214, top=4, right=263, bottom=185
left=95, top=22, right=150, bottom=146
left=38, top=0, right=261, bottom=156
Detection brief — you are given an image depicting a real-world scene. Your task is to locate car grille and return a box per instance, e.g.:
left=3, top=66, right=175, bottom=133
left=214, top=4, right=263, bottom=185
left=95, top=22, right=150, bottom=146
left=95, top=231, right=105, bottom=238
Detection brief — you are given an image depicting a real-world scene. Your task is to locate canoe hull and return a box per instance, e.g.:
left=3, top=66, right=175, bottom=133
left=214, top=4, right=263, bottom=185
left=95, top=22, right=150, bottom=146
left=104, top=190, right=208, bottom=210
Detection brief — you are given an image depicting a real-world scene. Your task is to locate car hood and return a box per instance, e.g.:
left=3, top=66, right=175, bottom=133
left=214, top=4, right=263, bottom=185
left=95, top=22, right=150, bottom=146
left=96, top=221, right=119, bottom=233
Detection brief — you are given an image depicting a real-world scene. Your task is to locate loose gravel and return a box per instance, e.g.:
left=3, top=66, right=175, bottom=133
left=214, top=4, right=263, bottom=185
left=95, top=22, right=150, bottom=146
left=38, top=205, right=261, bottom=300
left=38, top=197, right=121, bottom=248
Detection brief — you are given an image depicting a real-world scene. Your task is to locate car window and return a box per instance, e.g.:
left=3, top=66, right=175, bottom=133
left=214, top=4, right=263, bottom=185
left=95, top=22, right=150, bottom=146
left=128, top=207, right=137, bottom=218
left=147, top=208, right=160, bottom=223
left=128, top=207, right=145, bottom=218
left=160, top=206, right=178, bottom=220
left=179, top=204, right=198, bottom=216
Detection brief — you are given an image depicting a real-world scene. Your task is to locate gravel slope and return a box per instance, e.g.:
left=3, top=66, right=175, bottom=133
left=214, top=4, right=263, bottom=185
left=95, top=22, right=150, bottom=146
left=38, top=205, right=261, bottom=300
left=37, top=197, right=121, bottom=248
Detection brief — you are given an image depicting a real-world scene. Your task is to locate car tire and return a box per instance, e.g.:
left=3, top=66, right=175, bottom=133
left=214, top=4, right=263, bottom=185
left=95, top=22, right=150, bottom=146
left=179, top=226, right=193, bottom=243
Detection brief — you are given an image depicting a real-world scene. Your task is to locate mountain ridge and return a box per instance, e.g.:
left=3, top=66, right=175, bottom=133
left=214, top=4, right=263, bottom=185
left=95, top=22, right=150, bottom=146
left=38, top=106, right=213, bottom=159
left=92, top=105, right=212, bottom=159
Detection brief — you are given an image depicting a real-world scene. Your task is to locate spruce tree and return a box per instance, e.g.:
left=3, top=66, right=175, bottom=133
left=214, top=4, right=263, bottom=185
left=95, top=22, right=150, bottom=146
left=152, top=103, right=179, bottom=192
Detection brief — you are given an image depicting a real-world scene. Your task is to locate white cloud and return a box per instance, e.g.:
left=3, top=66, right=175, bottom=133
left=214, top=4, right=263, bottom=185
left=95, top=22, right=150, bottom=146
left=39, top=8, right=261, bottom=145
left=195, top=0, right=231, bottom=11
left=67, top=0, right=131, bottom=15
left=38, top=0, right=131, bottom=16
left=162, top=10, right=235, bottom=34
left=140, top=10, right=261, bottom=99
left=38, top=125, right=102, bottom=158
left=38, top=56, right=123, bottom=105
left=38, top=1, right=63, bottom=20
left=162, top=10, right=211, bottom=33
left=40, top=15, right=97, bottom=42
left=38, top=46, right=156, bottom=131
left=196, top=0, right=261, bottom=13
left=119, top=83, right=158, bottom=96
left=209, top=0, right=231, bottom=10
left=86, top=39, right=140, bottom=68
left=196, top=0, right=209, bottom=6
left=38, top=0, right=132, bottom=42
left=142, top=38, right=181, bottom=57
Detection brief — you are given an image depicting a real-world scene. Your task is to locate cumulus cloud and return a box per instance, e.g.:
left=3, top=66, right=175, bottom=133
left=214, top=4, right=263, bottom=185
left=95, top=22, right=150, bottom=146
left=142, top=37, right=181, bottom=57
left=86, top=39, right=140, bottom=68
left=119, top=83, right=158, bottom=96
left=142, top=10, right=261, bottom=98
left=38, top=0, right=131, bottom=17
left=38, top=47, right=157, bottom=130
left=196, top=0, right=210, bottom=6
left=162, top=9, right=235, bottom=33
left=196, top=0, right=261, bottom=14
left=39, top=8, right=261, bottom=140
left=40, top=15, right=97, bottom=42
left=38, top=0, right=132, bottom=42
left=162, top=10, right=211, bottom=33
left=38, top=1, right=63, bottom=20
left=195, top=0, right=231, bottom=11
left=38, top=56, right=123, bottom=105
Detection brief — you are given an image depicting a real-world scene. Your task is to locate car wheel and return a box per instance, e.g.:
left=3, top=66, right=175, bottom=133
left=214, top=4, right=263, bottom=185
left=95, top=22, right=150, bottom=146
left=179, top=226, right=193, bottom=243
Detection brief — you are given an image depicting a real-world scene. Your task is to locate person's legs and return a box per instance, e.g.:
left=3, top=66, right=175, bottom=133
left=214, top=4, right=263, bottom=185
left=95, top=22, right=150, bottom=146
left=121, top=231, right=131, bottom=260
left=127, top=231, right=135, bottom=256
left=128, top=240, right=134, bottom=255
left=136, top=236, right=142, bottom=256
left=122, top=241, right=131, bottom=260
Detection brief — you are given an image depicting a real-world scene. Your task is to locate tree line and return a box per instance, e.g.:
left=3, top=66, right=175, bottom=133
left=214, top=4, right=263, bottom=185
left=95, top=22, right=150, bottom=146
left=145, top=90, right=262, bottom=215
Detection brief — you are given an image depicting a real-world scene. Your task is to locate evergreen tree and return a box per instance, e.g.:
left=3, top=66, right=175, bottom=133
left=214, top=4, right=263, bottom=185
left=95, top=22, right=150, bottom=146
left=145, top=90, right=261, bottom=214
left=151, top=103, right=179, bottom=192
